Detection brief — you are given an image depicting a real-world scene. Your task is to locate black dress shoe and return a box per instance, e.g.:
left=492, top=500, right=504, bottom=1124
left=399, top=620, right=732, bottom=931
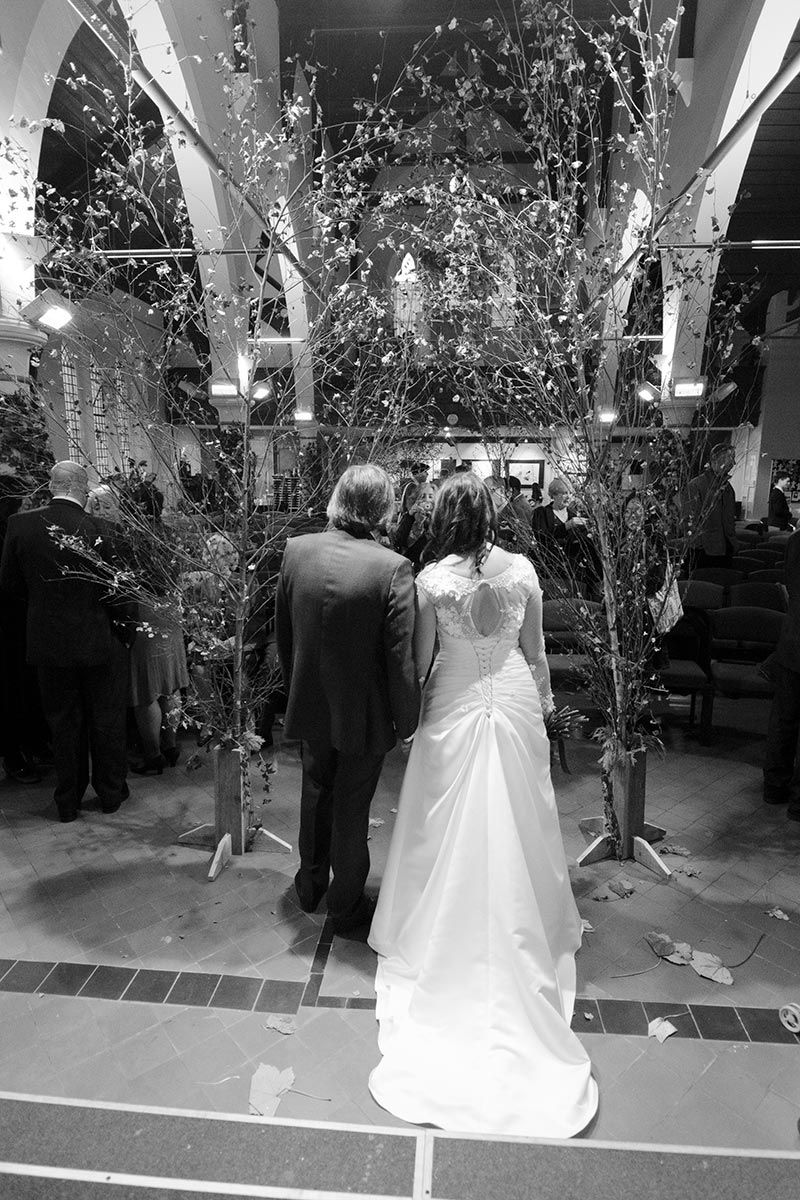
left=294, top=872, right=327, bottom=913
left=99, top=789, right=128, bottom=813
left=130, top=754, right=165, bottom=776
left=788, top=807, right=800, bottom=822
left=764, top=789, right=788, bottom=805
left=58, top=808, right=79, bottom=823
left=331, top=896, right=376, bottom=936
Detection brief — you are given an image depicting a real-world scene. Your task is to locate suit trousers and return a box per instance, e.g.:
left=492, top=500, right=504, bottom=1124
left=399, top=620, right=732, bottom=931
left=298, top=739, right=384, bottom=921
left=38, top=641, right=129, bottom=817
left=763, top=664, right=800, bottom=813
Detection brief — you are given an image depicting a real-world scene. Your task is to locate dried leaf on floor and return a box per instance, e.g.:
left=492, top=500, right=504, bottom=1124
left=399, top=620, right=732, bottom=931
left=675, top=864, right=702, bottom=878
left=590, top=886, right=618, bottom=902
left=390, top=808, right=398, bottom=814
left=368, top=818, right=384, bottom=828
left=647, top=1017, right=677, bottom=1043
left=660, top=843, right=691, bottom=856
left=581, top=919, right=595, bottom=934
left=689, top=950, right=733, bottom=985
left=583, top=1011, right=595, bottom=1021
left=766, top=907, right=790, bottom=921
left=608, top=876, right=636, bottom=898
left=249, top=1063, right=295, bottom=1117
left=644, top=930, right=692, bottom=964
left=262, top=1015, right=296, bottom=1035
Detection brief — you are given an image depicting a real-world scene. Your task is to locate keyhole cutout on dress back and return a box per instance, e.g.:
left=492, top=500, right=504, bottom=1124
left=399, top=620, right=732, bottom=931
left=470, top=581, right=503, bottom=638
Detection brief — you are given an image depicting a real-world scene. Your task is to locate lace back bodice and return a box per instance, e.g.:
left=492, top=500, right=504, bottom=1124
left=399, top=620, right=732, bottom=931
left=417, top=555, right=538, bottom=646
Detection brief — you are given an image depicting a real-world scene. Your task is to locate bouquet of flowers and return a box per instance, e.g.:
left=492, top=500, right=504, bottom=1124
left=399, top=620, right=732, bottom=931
left=545, top=705, right=586, bottom=742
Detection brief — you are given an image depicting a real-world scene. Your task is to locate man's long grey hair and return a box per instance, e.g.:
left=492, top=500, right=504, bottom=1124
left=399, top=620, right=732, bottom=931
left=327, top=464, right=396, bottom=536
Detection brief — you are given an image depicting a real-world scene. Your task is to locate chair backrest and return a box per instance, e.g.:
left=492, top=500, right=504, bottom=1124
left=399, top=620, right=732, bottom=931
left=749, top=568, right=785, bottom=584
left=678, top=579, right=725, bottom=611
left=747, top=547, right=785, bottom=564
left=541, top=598, right=601, bottom=651
left=709, top=606, right=784, bottom=661
left=731, top=555, right=765, bottom=577
left=690, top=567, right=744, bottom=587
left=728, top=582, right=787, bottom=613
left=733, top=532, right=761, bottom=549
left=539, top=576, right=576, bottom=601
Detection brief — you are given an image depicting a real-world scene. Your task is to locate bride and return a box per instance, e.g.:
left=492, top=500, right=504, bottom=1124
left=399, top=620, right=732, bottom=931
left=368, top=472, right=598, bottom=1138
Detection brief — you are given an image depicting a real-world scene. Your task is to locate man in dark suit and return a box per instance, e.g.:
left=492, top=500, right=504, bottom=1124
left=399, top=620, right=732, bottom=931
left=0, top=461, right=131, bottom=822
left=768, top=474, right=793, bottom=531
left=276, top=464, right=420, bottom=933
left=764, top=529, right=800, bottom=820
left=686, top=444, right=736, bottom=569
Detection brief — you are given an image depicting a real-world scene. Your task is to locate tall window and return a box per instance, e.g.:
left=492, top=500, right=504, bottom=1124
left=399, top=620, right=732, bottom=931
left=114, top=361, right=132, bottom=470
left=393, top=252, right=422, bottom=335
left=61, top=348, right=82, bottom=462
left=90, top=361, right=111, bottom=477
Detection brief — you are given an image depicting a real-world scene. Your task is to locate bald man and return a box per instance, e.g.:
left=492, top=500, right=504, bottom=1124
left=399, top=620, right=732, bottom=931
left=0, top=462, right=131, bottom=822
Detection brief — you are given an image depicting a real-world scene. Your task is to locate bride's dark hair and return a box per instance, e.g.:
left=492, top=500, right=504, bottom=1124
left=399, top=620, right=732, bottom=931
left=429, top=472, right=498, bottom=572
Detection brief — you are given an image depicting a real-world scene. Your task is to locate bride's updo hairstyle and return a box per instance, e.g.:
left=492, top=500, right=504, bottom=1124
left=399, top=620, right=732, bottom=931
left=429, top=472, right=498, bottom=573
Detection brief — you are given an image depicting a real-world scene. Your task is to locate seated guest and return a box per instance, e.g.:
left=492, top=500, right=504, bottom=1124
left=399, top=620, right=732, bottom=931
left=0, top=461, right=132, bottom=821
left=768, top=474, right=793, bottom=531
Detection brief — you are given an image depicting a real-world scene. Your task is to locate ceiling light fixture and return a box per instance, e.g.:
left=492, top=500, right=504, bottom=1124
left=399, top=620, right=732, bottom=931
left=21, top=288, right=76, bottom=331
left=672, top=377, right=706, bottom=399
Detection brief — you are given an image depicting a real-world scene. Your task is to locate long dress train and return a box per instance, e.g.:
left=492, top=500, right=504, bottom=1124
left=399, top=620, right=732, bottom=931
left=368, top=554, right=597, bottom=1138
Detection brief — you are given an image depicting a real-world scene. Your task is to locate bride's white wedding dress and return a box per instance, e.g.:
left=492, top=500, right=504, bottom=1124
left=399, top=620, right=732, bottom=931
left=368, top=554, right=598, bottom=1138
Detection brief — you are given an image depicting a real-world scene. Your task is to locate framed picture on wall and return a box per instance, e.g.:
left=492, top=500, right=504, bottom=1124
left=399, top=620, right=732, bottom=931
left=508, top=460, right=545, bottom=496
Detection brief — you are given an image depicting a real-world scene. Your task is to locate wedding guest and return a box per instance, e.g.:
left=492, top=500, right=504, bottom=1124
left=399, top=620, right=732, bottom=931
left=276, top=464, right=419, bottom=934
left=768, top=473, right=793, bottom=531
left=686, top=444, right=736, bottom=569
left=0, top=461, right=131, bottom=821
left=125, top=483, right=188, bottom=774
left=501, top=475, right=535, bottom=549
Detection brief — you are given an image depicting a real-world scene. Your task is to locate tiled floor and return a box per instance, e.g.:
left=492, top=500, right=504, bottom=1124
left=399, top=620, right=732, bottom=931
left=1, top=694, right=800, bottom=1156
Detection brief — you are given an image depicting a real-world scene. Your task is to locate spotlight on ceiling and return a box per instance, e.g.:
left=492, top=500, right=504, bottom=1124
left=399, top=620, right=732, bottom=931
left=294, top=408, right=314, bottom=422
left=21, top=288, right=76, bottom=331
left=709, top=380, right=738, bottom=403
left=597, top=409, right=617, bottom=424
left=636, top=381, right=660, bottom=404
left=252, top=382, right=272, bottom=400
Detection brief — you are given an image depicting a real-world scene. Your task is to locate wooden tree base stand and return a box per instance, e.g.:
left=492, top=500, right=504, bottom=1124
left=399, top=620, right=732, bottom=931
left=576, top=816, right=671, bottom=878
left=574, top=750, right=671, bottom=879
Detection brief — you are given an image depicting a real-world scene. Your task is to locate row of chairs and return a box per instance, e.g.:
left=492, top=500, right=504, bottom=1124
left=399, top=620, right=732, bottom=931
left=679, top=579, right=786, bottom=613
left=689, top=566, right=785, bottom=587
left=542, top=592, right=783, bottom=744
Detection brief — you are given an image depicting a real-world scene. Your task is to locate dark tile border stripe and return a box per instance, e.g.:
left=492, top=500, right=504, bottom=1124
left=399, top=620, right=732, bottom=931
left=1, top=955, right=799, bottom=1043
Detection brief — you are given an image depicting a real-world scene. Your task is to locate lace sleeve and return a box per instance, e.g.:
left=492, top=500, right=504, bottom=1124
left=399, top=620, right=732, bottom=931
left=517, top=561, right=554, bottom=716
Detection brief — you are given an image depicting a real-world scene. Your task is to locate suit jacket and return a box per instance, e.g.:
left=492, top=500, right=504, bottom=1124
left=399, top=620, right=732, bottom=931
left=275, top=528, right=420, bottom=756
left=687, top=469, right=736, bottom=556
left=0, top=499, right=119, bottom=667
left=768, top=486, right=792, bottom=531
left=776, top=531, right=800, bottom=673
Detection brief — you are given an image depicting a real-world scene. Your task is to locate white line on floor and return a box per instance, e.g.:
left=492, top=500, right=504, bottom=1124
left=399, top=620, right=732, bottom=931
left=0, top=1162, right=412, bottom=1200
